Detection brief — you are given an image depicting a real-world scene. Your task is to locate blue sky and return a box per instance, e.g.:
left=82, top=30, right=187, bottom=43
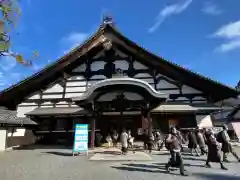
left=0, top=0, right=240, bottom=90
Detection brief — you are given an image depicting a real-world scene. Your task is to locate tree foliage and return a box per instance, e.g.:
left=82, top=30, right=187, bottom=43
left=0, top=0, right=38, bottom=66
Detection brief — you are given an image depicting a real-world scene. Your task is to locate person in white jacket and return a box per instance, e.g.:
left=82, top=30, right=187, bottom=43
left=120, top=129, right=128, bottom=155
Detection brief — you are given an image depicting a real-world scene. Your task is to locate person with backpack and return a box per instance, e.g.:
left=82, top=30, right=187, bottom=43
left=217, top=125, right=240, bottom=163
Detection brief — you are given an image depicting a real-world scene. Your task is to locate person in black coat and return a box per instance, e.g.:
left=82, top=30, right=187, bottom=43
left=217, top=125, right=240, bottom=163
left=205, top=129, right=227, bottom=170
left=188, top=130, right=200, bottom=156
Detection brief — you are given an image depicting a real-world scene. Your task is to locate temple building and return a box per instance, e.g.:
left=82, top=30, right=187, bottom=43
left=0, top=19, right=239, bottom=148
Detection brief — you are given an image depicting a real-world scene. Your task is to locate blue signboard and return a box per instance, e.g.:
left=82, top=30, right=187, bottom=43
left=73, top=124, right=88, bottom=154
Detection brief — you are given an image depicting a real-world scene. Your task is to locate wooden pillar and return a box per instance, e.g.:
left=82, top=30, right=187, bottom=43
left=90, top=117, right=96, bottom=149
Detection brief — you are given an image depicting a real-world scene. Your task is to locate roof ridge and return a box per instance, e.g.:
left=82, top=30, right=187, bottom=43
left=107, top=25, right=237, bottom=92
left=0, top=26, right=105, bottom=95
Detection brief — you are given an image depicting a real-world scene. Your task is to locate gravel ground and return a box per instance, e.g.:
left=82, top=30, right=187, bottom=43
left=0, top=147, right=240, bottom=180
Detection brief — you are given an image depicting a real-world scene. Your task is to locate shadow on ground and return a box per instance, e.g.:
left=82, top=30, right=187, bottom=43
left=111, top=163, right=183, bottom=176
left=97, top=151, right=122, bottom=155
left=193, top=173, right=240, bottom=180
left=12, top=144, right=72, bottom=150
left=44, top=151, right=73, bottom=156
left=153, top=162, right=205, bottom=168
left=183, top=157, right=207, bottom=162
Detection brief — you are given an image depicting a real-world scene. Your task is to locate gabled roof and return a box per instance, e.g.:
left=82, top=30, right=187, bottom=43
left=0, top=23, right=239, bottom=109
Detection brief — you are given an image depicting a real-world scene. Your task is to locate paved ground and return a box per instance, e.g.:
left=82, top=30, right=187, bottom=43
left=89, top=147, right=152, bottom=161
left=1, top=147, right=240, bottom=180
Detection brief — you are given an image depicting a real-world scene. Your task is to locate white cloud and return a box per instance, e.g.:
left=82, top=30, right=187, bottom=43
left=215, top=39, right=240, bottom=53
left=213, top=20, right=240, bottom=52
left=0, top=56, right=17, bottom=71
left=213, top=21, right=240, bottom=39
left=61, top=32, right=88, bottom=54
left=148, top=0, right=193, bottom=33
left=202, top=2, right=223, bottom=16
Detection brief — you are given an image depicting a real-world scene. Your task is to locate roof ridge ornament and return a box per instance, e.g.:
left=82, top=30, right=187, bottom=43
left=102, top=15, right=114, bottom=26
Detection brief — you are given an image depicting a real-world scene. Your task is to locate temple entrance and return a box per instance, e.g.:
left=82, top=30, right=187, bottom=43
left=96, top=114, right=142, bottom=138
left=72, top=77, right=168, bottom=148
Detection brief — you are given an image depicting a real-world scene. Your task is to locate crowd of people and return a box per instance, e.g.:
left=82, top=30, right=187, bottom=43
left=165, top=125, right=240, bottom=176
left=96, top=125, right=240, bottom=176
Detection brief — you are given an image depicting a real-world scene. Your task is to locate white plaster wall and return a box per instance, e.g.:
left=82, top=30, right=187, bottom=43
left=17, top=106, right=37, bottom=117
left=231, top=122, right=240, bottom=141
left=65, top=92, right=84, bottom=98
left=134, top=73, right=152, bottom=78
left=40, top=102, right=54, bottom=108
left=66, top=76, right=86, bottom=86
left=182, top=85, right=201, bottom=94
left=6, top=128, right=37, bottom=148
left=55, top=101, right=70, bottom=107
left=42, top=94, right=62, bottom=99
left=28, top=94, right=40, bottom=100
left=0, top=128, right=7, bottom=151
left=72, top=64, right=86, bottom=72
left=114, top=60, right=128, bottom=70
left=43, top=84, right=63, bottom=93
left=7, top=128, right=25, bottom=137
left=65, top=86, right=86, bottom=92
left=133, top=61, right=148, bottom=69
left=157, top=80, right=178, bottom=89
left=160, top=89, right=180, bottom=94
left=91, top=61, right=106, bottom=71
left=196, top=115, right=213, bottom=128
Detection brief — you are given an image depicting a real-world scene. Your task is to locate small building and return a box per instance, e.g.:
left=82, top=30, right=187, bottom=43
left=0, top=20, right=239, bottom=148
left=0, top=107, right=37, bottom=151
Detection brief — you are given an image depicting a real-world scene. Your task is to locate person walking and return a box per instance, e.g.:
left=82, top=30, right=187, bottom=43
left=205, top=129, right=228, bottom=170
left=112, top=130, right=119, bottom=148
left=148, top=131, right=155, bottom=154
left=165, top=127, right=187, bottom=176
left=217, top=125, right=240, bottom=163
left=196, top=127, right=207, bottom=155
left=155, top=129, right=163, bottom=151
left=120, top=129, right=128, bottom=155
left=106, top=134, right=112, bottom=148
left=188, top=130, right=200, bottom=156
left=127, top=130, right=135, bottom=153
left=143, top=129, right=148, bottom=151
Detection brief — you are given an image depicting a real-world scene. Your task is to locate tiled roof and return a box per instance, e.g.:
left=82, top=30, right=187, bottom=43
left=0, top=108, right=37, bottom=125
left=0, top=23, right=238, bottom=109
